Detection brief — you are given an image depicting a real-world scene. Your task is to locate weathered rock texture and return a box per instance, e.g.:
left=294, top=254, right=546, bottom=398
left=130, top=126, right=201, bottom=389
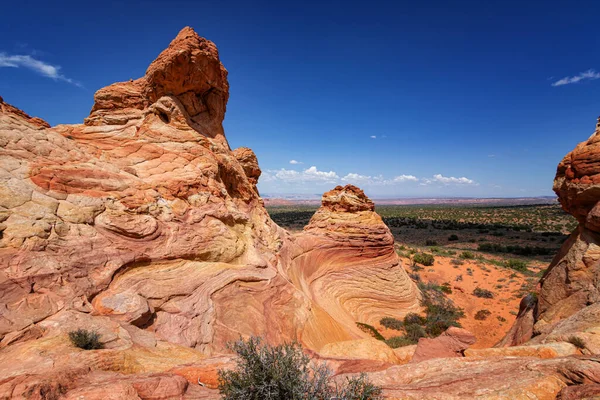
left=0, top=28, right=420, bottom=398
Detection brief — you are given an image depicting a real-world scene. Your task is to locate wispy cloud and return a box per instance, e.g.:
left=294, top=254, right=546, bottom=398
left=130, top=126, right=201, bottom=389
left=289, top=160, right=303, bottom=165
left=370, top=135, right=377, bottom=139
left=421, top=174, right=477, bottom=186
left=0, top=53, right=81, bottom=87
left=341, top=173, right=418, bottom=186
left=551, top=69, right=600, bottom=87
left=264, top=166, right=476, bottom=189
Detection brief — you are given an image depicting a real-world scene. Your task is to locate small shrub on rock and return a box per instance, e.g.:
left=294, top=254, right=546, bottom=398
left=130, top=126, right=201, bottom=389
left=68, top=329, right=103, bottom=350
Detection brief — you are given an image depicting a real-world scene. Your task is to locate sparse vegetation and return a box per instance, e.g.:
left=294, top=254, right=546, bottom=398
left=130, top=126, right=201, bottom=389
left=473, top=287, right=494, bottom=299
left=413, top=253, right=435, bottom=267
left=504, top=259, right=529, bottom=273
left=380, top=317, right=403, bottom=331
left=474, top=309, right=491, bottom=320
left=218, top=337, right=382, bottom=400
left=384, top=336, right=415, bottom=349
left=440, top=282, right=452, bottom=294
left=460, top=251, right=475, bottom=260
left=68, top=329, right=103, bottom=350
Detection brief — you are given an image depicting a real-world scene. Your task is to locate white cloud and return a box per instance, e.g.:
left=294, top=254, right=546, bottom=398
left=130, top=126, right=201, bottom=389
left=370, top=135, right=377, bottom=139
left=341, top=173, right=418, bottom=186
left=488, top=154, right=495, bottom=158
left=265, top=166, right=339, bottom=184
left=289, top=160, right=302, bottom=165
left=0, top=53, right=81, bottom=87
left=552, top=69, right=600, bottom=87
left=392, top=174, right=418, bottom=182
left=421, top=174, right=477, bottom=186
left=342, top=173, right=373, bottom=183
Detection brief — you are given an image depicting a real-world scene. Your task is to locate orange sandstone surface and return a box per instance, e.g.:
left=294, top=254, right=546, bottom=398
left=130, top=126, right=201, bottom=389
left=1, top=27, right=600, bottom=399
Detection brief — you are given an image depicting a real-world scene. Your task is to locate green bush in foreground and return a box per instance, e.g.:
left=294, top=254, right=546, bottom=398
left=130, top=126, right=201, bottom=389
left=68, top=329, right=103, bottom=350
left=218, top=337, right=383, bottom=400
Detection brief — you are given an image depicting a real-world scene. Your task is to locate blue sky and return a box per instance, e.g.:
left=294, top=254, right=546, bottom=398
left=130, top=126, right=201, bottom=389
left=2, top=0, right=600, bottom=198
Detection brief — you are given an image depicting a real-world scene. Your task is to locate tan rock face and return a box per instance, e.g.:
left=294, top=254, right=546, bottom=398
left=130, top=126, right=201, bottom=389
left=0, top=28, right=421, bottom=398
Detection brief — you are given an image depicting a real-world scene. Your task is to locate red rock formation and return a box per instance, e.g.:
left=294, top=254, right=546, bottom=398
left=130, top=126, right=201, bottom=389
left=0, top=28, right=420, bottom=398
left=2, top=26, right=600, bottom=399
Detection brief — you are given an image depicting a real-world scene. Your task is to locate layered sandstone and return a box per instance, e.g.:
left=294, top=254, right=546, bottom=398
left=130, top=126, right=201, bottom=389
left=0, top=28, right=421, bottom=398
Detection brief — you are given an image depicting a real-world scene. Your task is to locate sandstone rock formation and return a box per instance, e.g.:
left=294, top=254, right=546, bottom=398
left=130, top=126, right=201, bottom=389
left=2, top=25, right=600, bottom=399
left=0, top=28, right=420, bottom=398
left=500, top=118, right=600, bottom=352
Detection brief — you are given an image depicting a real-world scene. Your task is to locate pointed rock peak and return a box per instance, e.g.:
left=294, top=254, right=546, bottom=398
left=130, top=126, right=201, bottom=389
left=86, top=26, right=229, bottom=133
left=321, top=185, right=375, bottom=213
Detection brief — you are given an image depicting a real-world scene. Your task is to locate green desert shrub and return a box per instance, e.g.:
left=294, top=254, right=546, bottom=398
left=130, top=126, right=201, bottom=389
left=473, top=287, right=494, bottom=299
left=413, top=253, right=435, bottom=266
left=403, top=313, right=427, bottom=326
left=425, top=239, right=438, bottom=246
left=380, top=317, right=403, bottom=331
left=422, top=298, right=465, bottom=337
left=459, top=251, right=475, bottom=260
left=440, top=282, right=452, bottom=294
left=448, top=234, right=459, bottom=241
left=218, top=337, right=383, bottom=400
left=403, top=323, right=427, bottom=343
left=505, top=259, right=529, bottom=273
left=68, top=329, right=103, bottom=350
